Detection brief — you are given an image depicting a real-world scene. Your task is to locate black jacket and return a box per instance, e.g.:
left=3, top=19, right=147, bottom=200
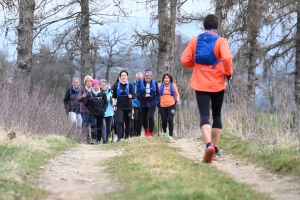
left=63, top=86, right=81, bottom=113
left=84, top=90, right=108, bottom=117
left=112, top=82, right=135, bottom=110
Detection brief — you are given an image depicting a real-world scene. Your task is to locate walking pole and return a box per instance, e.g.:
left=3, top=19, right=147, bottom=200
left=228, top=79, right=235, bottom=103
left=158, top=109, right=160, bottom=137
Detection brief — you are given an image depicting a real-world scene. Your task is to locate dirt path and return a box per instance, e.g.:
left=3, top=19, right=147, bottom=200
left=171, top=138, right=300, bottom=200
left=33, top=138, right=300, bottom=200
left=33, top=144, right=122, bottom=200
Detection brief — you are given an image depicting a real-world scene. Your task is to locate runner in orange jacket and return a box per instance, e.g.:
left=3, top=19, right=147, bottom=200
left=181, top=14, right=233, bottom=163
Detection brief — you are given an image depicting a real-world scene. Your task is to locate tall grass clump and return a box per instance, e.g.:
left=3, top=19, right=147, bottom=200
left=0, top=79, right=83, bottom=141
left=222, top=89, right=300, bottom=175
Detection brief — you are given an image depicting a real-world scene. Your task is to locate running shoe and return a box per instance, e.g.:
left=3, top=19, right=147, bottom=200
left=202, top=146, right=215, bottom=163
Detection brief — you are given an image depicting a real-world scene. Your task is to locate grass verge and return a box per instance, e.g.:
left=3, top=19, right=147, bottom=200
left=0, top=135, right=76, bottom=200
left=221, top=133, right=300, bottom=176
left=97, top=137, right=271, bottom=200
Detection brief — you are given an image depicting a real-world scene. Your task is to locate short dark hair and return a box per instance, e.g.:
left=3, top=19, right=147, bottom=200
left=203, top=14, right=219, bottom=30
left=162, top=73, right=173, bottom=83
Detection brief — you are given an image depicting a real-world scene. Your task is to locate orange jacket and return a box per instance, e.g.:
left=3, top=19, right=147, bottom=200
left=158, top=83, right=179, bottom=107
left=181, top=30, right=233, bottom=92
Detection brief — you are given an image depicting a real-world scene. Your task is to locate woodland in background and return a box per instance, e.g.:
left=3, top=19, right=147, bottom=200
left=0, top=0, right=299, bottom=131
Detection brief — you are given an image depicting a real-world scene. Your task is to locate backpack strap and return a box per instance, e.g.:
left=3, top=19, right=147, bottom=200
left=140, top=80, right=156, bottom=95
left=159, top=83, right=175, bottom=96
left=117, top=82, right=129, bottom=97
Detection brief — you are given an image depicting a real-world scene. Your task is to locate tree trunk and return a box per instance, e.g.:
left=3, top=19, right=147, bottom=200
left=16, top=0, right=35, bottom=77
left=215, top=0, right=224, bottom=28
left=157, top=0, right=176, bottom=76
left=106, top=55, right=113, bottom=82
left=80, top=0, right=91, bottom=81
left=294, top=0, right=300, bottom=129
left=91, top=48, right=97, bottom=78
left=246, top=0, right=260, bottom=107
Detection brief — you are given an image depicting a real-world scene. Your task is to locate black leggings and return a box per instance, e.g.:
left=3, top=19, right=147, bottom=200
left=159, top=104, right=176, bottom=136
left=104, top=116, right=113, bottom=140
left=115, top=109, right=132, bottom=139
left=195, top=90, right=224, bottom=129
left=133, top=107, right=142, bottom=136
left=141, top=106, right=156, bottom=133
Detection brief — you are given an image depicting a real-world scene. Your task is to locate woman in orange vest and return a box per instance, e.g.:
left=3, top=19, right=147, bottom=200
left=158, top=73, right=180, bottom=140
left=181, top=14, right=233, bottom=163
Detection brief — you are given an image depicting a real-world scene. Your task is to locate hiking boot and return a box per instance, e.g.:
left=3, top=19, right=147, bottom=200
left=163, top=132, right=169, bottom=138
left=90, top=139, right=97, bottom=145
left=144, top=128, right=149, bottom=137
left=212, top=151, right=222, bottom=161
left=147, top=132, right=153, bottom=138
left=108, top=134, right=112, bottom=142
left=202, top=146, right=215, bottom=163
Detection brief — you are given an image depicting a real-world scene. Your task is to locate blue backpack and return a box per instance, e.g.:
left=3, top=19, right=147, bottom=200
left=140, top=79, right=157, bottom=94
left=195, top=31, right=222, bottom=68
left=116, top=82, right=130, bottom=97
left=159, top=83, right=175, bottom=96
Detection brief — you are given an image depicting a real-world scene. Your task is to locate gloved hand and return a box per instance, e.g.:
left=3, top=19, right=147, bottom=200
left=226, top=75, right=232, bottom=80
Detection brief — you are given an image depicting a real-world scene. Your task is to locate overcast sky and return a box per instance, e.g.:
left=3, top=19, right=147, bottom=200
left=0, top=0, right=214, bottom=59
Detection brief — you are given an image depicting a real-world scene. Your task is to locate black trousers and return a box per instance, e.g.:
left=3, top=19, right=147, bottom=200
left=159, top=104, right=176, bottom=136
left=133, top=107, right=142, bottom=136
left=140, top=106, right=156, bottom=133
left=115, top=108, right=132, bottom=140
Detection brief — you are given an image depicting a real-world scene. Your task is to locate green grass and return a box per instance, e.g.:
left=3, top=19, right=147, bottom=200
left=221, top=134, right=300, bottom=176
left=97, top=137, right=271, bottom=200
left=0, top=135, right=76, bottom=200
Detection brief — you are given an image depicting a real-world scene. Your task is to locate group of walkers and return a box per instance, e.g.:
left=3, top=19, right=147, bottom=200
left=64, top=69, right=181, bottom=144
left=64, top=13, right=233, bottom=163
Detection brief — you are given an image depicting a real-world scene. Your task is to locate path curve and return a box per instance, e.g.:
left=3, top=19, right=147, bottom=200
left=171, top=138, right=300, bottom=200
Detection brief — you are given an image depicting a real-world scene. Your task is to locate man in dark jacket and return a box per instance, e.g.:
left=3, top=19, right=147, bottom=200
left=63, top=77, right=82, bottom=129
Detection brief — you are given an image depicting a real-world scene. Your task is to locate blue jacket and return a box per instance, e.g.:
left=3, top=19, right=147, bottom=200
left=137, top=79, right=159, bottom=108
left=132, top=80, right=140, bottom=108
left=103, top=89, right=114, bottom=117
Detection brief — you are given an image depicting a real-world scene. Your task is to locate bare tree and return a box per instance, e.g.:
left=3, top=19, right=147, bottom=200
left=94, top=27, right=129, bottom=81
left=294, top=0, right=300, bottom=129
left=157, top=0, right=176, bottom=75
left=80, top=0, right=91, bottom=82
left=15, top=0, right=35, bottom=77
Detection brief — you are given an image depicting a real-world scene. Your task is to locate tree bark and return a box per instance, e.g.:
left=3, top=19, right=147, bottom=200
left=16, top=0, right=35, bottom=77
left=294, top=0, right=300, bottom=129
left=157, top=0, right=176, bottom=76
left=246, top=0, right=260, bottom=107
left=80, top=0, right=91, bottom=81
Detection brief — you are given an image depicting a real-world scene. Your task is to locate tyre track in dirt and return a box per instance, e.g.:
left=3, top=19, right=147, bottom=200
left=171, top=138, right=300, bottom=200
left=33, top=144, right=122, bottom=200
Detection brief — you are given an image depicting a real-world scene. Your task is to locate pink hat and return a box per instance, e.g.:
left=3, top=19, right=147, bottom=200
left=92, top=79, right=100, bottom=86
